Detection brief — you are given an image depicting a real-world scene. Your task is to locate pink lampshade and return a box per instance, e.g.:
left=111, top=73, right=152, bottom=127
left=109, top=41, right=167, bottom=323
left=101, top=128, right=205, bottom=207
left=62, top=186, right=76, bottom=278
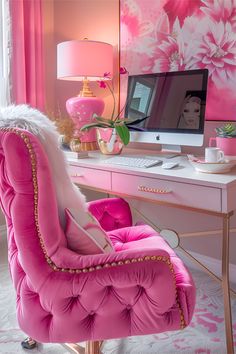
left=57, top=39, right=113, bottom=81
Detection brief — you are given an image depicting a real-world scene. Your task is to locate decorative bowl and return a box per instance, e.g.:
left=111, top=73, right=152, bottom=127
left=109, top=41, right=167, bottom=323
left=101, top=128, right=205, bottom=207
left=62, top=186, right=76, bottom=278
left=188, top=156, right=236, bottom=174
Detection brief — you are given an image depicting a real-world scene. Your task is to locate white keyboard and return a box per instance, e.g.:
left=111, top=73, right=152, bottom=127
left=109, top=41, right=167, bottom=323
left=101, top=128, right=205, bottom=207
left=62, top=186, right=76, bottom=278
left=103, top=156, right=162, bottom=168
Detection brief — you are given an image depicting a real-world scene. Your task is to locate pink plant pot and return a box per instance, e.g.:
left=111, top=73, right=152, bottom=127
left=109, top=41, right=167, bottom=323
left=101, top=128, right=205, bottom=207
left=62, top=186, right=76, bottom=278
left=96, top=128, right=123, bottom=155
left=209, top=137, right=236, bottom=156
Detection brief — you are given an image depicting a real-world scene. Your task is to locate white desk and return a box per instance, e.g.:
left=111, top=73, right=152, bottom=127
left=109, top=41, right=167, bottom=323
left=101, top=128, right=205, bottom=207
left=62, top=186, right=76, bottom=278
left=66, top=149, right=236, bottom=354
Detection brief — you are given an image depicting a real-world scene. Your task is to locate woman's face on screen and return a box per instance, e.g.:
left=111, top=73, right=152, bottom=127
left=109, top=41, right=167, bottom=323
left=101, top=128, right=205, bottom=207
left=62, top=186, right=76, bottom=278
left=183, top=101, right=200, bottom=127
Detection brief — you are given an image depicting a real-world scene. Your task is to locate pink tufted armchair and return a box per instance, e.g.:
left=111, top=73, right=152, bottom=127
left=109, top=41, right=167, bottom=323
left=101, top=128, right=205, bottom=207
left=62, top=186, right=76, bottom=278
left=0, top=128, right=196, bottom=354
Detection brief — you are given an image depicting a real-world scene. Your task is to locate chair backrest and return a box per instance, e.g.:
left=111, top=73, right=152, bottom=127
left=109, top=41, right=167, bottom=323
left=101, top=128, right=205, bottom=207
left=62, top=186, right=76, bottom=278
left=0, top=128, right=196, bottom=345
left=0, top=128, right=66, bottom=289
left=0, top=104, right=88, bottom=230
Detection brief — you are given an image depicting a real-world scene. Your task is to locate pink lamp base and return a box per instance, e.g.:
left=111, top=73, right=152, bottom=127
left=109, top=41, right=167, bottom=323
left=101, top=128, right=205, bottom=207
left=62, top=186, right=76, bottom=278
left=66, top=96, right=104, bottom=151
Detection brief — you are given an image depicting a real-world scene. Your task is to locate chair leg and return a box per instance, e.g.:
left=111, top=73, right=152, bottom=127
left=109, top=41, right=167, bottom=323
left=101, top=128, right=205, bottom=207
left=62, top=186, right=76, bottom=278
left=21, top=337, right=37, bottom=349
left=63, top=343, right=85, bottom=354
left=85, top=341, right=100, bottom=354
left=63, top=341, right=101, bottom=354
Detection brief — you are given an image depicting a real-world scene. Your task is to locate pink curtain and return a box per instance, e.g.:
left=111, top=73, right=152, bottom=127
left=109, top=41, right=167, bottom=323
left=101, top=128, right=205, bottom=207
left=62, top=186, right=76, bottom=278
left=10, top=0, right=45, bottom=111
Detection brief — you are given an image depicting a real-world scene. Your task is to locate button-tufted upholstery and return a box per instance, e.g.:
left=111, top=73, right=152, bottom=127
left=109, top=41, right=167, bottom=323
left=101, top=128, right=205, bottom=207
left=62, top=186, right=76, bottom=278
left=0, top=128, right=196, bottom=348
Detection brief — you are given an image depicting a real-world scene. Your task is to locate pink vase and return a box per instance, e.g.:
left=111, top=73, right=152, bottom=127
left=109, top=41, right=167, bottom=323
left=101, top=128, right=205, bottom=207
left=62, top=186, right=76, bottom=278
left=209, top=137, right=236, bottom=156
left=66, top=96, right=104, bottom=151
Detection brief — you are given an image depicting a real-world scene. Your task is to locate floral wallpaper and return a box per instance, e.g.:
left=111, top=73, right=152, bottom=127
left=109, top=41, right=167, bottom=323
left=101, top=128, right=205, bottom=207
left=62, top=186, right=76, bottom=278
left=120, top=0, right=236, bottom=121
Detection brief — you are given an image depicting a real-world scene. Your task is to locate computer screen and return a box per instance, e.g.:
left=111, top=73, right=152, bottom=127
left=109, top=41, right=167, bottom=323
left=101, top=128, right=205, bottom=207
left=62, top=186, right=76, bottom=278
left=125, top=69, right=208, bottom=153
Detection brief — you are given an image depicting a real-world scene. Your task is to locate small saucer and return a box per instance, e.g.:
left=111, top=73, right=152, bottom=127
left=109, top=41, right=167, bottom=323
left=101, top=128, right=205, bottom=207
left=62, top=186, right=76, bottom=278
left=188, top=156, right=236, bottom=173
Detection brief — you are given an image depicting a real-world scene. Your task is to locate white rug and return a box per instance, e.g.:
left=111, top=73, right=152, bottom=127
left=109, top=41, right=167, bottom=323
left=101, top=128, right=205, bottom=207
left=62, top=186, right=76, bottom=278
left=0, top=236, right=235, bottom=354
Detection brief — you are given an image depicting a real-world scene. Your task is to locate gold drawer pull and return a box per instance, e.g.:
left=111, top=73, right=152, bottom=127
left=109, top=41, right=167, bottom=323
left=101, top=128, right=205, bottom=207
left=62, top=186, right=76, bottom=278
left=71, top=173, right=83, bottom=177
left=138, top=185, right=172, bottom=194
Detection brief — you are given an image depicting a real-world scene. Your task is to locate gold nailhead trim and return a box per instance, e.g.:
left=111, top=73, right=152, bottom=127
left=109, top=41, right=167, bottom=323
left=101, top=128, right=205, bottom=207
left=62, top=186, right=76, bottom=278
left=0, top=127, right=187, bottom=332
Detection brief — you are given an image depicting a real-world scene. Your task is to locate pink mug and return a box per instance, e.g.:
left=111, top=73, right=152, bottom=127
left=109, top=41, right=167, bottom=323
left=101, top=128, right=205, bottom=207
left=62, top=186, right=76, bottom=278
left=209, top=137, right=236, bottom=156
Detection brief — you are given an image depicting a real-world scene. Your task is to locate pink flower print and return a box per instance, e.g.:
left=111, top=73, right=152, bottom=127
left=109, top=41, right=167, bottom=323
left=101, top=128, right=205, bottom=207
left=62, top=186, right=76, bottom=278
left=150, top=35, right=185, bottom=73
left=173, top=338, right=191, bottom=350
left=211, top=337, right=221, bottom=342
left=201, top=0, right=236, bottom=31
left=164, top=0, right=202, bottom=26
left=121, top=0, right=141, bottom=40
left=155, top=12, right=170, bottom=42
left=194, top=307, right=224, bottom=333
left=120, top=0, right=155, bottom=54
left=192, top=20, right=236, bottom=88
left=150, top=16, right=199, bottom=73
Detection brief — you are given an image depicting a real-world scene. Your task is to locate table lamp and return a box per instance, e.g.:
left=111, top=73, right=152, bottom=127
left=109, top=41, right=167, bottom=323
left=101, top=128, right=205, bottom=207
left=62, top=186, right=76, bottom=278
left=57, top=39, right=113, bottom=151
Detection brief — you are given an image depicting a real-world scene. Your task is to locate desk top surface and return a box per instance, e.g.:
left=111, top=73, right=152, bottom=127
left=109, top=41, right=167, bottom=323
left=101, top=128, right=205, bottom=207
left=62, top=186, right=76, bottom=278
left=65, top=148, right=236, bottom=189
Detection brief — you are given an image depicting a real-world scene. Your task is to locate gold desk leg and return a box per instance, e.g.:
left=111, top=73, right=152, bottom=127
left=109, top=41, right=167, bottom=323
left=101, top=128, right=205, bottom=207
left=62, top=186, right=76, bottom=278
left=222, top=214, right=234, bottom=354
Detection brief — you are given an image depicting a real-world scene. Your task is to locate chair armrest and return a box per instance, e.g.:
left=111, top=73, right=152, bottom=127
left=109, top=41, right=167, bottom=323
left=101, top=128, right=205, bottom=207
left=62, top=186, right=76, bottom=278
left=87, top=197, right=133, bottom=231
left=47, top=246, right=177, bottom=315
left=50, top=240, right=193, bottom=324
left=51, top=245, right=170, bottom=275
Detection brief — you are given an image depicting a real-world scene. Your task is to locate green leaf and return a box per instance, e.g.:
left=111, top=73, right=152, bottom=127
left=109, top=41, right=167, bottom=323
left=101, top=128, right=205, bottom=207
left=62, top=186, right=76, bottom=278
left=80, top=122, right=110, bottom=131
left=115, top=118, right=144, bottom=125
left=115, top=124, right=130, bottom=145
left=215, top=123, right=236, bottom=137
left=95, top=116, right=114, bottom=125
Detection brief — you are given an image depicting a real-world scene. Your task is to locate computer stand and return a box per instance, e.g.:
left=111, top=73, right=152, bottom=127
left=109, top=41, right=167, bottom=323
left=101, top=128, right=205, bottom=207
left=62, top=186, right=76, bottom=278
left=156, top=144, right=182, bottom=159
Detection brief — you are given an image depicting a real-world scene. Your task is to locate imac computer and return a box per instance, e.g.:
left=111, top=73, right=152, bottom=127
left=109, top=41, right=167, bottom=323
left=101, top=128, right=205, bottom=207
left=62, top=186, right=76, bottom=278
left=125, top=69, right=208, bottom=154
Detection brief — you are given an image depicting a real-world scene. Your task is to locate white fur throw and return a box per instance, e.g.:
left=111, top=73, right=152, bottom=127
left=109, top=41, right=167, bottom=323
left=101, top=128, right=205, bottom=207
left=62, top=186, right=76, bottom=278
left=0, top=104, right=87, bottom=228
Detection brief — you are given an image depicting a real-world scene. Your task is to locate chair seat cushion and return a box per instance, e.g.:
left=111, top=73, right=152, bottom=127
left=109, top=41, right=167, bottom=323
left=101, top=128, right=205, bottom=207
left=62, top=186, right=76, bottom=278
left=108, top=224, right=194, bottom=299
left=65, top=208, right=114, bottom=254
left=107, top=224, right=180, bottom=257
left=108, top=224, right=178, bottom=258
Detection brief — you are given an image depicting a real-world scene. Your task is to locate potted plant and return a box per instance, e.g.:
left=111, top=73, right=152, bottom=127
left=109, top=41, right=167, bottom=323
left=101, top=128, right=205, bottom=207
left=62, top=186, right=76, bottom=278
left=80, top=68, right=147, bottom=154
left=215, top=123, right=236, bottom=138
left=210, top=123, right=236, bottom=156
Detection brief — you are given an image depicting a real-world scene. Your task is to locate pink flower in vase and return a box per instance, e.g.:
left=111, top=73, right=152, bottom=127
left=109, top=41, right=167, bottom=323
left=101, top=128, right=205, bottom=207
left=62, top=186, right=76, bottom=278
left=97, top=67, right=128, bottom=120
left=120, top=67, right=128, bottom=75
left=98, top=80, right=107, bottom=89
left=81, top=68, right=131, bottom=147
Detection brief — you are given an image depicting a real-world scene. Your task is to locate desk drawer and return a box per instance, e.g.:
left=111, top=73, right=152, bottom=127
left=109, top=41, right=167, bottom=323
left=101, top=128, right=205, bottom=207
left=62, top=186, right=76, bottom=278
left=112, top=173, right=222, bottom=212
left=69, top=165, right=111, bottom=190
